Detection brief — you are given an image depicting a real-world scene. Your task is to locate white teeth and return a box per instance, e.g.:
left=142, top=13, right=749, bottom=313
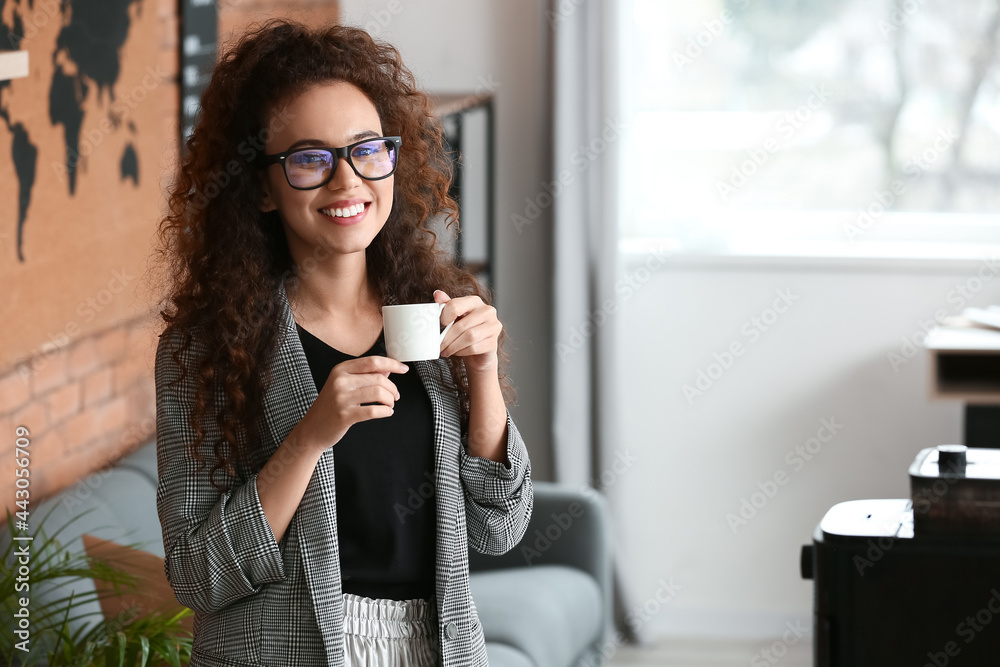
left=321, top=203, right=365, bottom=218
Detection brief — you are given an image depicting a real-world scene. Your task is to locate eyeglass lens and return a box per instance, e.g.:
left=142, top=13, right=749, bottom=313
left=285, top=139, right=397, bottom=188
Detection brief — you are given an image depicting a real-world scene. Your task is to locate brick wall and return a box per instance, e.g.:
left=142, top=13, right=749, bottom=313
left=2, top=0, right=339, bottom=516
left=0, top=315, right=163, bottom=513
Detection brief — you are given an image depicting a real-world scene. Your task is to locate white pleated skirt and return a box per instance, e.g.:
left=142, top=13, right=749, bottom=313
left=341, top=592, right=441, bottom=667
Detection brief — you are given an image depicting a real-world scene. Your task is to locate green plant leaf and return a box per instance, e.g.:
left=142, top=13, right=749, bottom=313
left=165, top=638, right=180, bottom=667
left=2, top=498, right=194, bottom=667
left=116, top=630, right=127, bottom=666
left=49, top=588, right=75, bottom=661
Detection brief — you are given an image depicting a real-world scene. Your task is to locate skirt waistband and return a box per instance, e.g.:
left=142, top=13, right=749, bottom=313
left=342, top=592, right=437, bottom=640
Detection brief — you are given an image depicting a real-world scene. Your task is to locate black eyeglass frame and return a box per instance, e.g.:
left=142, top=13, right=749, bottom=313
left=257, top=136, right=403, bottom=190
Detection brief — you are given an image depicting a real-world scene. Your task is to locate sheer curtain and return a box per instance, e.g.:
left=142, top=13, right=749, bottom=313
left=550, top=0, right=634, bottom=645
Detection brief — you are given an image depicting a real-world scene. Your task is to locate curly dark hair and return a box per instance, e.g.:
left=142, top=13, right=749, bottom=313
left=149, top=19, right=515, bottom=492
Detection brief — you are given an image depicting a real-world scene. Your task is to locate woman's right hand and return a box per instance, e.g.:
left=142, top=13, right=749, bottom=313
left=296, top=356, right=409, bottom=451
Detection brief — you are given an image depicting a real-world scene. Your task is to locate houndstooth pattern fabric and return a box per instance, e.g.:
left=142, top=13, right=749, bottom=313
left=154, top=281, right=533, bottom=666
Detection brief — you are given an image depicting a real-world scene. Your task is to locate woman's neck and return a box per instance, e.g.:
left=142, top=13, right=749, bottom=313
left=285, top=255, right=380, bottom=323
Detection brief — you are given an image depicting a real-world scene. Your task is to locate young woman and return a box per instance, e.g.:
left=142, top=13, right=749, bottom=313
left=152, top=19, right=533, bottom=667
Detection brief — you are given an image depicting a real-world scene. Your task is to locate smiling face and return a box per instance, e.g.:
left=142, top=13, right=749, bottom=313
left=258, top=81, right=394, bottom=263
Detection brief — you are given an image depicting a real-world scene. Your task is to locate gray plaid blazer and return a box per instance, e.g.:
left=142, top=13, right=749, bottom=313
left=154, top=281, right=533, bottom=666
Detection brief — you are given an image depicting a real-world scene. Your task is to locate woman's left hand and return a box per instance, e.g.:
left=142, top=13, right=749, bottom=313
left=434, top=290, right=501, bottom=374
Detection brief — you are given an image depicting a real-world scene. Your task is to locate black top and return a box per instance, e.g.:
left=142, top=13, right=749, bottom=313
left=295, top=322, right=437, bottom=601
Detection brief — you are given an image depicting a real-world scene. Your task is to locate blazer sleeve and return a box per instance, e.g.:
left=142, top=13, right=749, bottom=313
left=154, top=327, right=286, bottom=614
left=459, top=409, right=533, bottom=556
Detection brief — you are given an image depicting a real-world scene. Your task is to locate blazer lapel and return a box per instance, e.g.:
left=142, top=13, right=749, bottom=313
left=267, top=281, right=344, bottom=663
left=263, top=282, right=461, bottom=662
left=386, top=288, right=460, bottom=610
left=411, top=358, right=461, bottom=612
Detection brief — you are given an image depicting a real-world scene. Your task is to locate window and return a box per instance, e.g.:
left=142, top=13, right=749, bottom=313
left=619, top=0, right=1000, bottom=261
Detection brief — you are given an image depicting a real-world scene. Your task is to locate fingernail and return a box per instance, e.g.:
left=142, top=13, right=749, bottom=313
left=401, top=364, right=409, bottom=371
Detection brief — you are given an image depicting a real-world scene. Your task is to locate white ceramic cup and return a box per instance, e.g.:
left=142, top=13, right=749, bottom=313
left=381, top=303, right=455, bottom=362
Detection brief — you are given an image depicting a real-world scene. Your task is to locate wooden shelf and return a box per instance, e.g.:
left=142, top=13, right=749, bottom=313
left=428, top=92, right=493, bottom=117
left=460, top=260, right=488, bottom=275
left=926, top=326, right=1000, bottom=404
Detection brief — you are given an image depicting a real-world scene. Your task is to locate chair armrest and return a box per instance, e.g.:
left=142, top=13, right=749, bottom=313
left=468, top=481, right=613, bottom=643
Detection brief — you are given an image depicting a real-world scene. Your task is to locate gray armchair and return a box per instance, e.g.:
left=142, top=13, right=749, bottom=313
left=7, top=443, right=614, bottom=667
left=469, top=481, right=614, bottom=667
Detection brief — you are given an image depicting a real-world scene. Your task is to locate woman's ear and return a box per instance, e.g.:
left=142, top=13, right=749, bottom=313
left=257, top=171, right=278, bottom=213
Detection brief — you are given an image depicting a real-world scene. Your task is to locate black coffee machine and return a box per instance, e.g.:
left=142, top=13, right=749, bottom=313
left=801, top=445, right=1000, bottom=666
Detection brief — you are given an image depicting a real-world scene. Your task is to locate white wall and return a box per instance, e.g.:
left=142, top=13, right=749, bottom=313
left=613, top=257, right=1000, bottom=639
left=338, top=0, right=1000, bottom=645
left=339, top=0, right=554, bottom=479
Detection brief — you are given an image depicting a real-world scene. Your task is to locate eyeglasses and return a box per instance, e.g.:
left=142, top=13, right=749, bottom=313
left=258, top=136, right=402, bottom=190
